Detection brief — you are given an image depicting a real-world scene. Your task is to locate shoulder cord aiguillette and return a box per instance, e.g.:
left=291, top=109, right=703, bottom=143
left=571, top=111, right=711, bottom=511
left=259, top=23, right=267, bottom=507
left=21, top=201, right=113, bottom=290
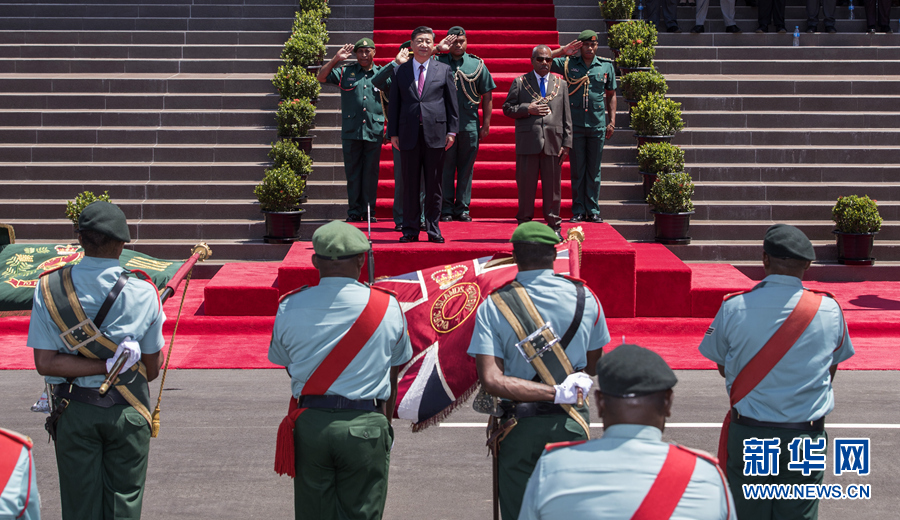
left=563, top=56, right=591, bottom=112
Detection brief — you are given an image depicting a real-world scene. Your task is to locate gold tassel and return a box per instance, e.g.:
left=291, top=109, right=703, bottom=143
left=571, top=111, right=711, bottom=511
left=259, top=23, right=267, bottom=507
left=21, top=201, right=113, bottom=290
left=150, top=404, right=161, bottom=438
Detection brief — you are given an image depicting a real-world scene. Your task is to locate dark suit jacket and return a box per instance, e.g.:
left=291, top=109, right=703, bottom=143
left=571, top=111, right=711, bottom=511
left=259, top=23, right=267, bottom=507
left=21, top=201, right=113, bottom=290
left=388, top=58, right=460, bottom=150
left=502, top=72, right=572, bottom=156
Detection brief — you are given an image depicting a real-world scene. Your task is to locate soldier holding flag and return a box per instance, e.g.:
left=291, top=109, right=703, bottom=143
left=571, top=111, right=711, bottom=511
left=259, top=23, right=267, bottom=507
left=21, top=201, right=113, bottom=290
left=467, top=222, right=610, bottom=520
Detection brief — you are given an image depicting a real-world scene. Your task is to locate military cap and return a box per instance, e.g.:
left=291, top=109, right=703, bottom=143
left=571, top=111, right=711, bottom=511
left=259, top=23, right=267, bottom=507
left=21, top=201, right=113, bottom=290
left=78, top=201, right=131, bottom=243
left=400, top=40, right=411, bottom=50
left=764, top=223, right=815, bottom=261
left=595, top=344, right=678, bottom=398
left=448, top=26, right=466, bottom=36
left=578, top=29, right=598, bottom=42
left=354, top=38, right=375, bottom=51
left=312, top=220, right=370, bottom=260
left=510, top=222, right=561, bottom=246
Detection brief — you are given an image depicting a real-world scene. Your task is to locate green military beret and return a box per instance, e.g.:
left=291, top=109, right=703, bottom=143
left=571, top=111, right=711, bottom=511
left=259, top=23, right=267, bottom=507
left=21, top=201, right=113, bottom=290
left=764, top=223, right=816, bottom=261
left=448, top=26, right=466, bottom=36
left=400, top=40, right=411, bottom=50
left=578, top=29, right=598, bottom=42
left=596, top=344, right=678, bottom=398
left=354, top=38, right=375, bottom=51
left=312, top=220, right=370, bottom=260
left=509, top=222, right=560, bottom=246
left=78, top=201, right=131, bottom=243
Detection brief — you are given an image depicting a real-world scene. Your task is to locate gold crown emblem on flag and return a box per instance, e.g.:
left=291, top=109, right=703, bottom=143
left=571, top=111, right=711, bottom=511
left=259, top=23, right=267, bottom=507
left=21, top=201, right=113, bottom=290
left=430, top=264, right=468, bottom=290
left=54, top=245, right=80, bottom=255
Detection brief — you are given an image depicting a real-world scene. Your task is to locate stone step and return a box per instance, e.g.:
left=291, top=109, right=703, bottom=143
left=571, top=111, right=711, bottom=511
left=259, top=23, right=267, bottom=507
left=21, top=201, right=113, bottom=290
left=654, top=31, right=900, bottom=46
left=0, top=199, right=264, bottom=220
left=668, top=95, right=900, bottom=114
left=0, top=179, right=258, bottom=199
left=0, top=43, right=283, bottom=60
left=0, top=143, right=269, bottom=163
left=0, top=92, right=279, bottom=110
left=661, top=239, right=900, bottom=262
left=664, top=75, right=900, bottom=95
left=0, top=127, right=274, bottom=145
left=4, top=217, right=266, bottom=241
left=613, top=219, right=900, bottom=241
left=0, top=109, right=274, bottom=128
left=655, top=46, right=900, bottom=61
left=656, top=59, right=900, bottom=75
left=0, top=30, right=291, bottom=45
left=0, top=17, right=294, bottom=31
left=0, top=162, right=265, bottom=181
left=0, top=74, right=273, bottom=94
left=0, top=57, right=281, bottom=74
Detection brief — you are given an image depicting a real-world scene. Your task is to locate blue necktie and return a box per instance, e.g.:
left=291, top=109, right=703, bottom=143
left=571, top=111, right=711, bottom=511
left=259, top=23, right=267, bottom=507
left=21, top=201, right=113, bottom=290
left=540, top=77, right=546, bottom=98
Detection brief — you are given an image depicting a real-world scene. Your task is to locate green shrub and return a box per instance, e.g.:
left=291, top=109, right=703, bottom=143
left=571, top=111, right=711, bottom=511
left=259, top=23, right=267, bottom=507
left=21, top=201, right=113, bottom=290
left=276, top=97, right=316, bottom=137
left=606, top=20, right=658, bottom=51
left=268, top=139, right=313, bottom=176
left=254, top=166, right=306, bottom=212
left=599, top=0, right=636, bottom=19
left=630, top=92, right=684, bottom=136
left=281, top=32, right=326, bottom=67
left=615, top=44, right=655, bottom=68
left=293, top=9, right=329, bottom=45
left=65, top=191, right=112, bottom=225
left=273, top=64, right=321, bottom=100
left=637, top=142, right=684, bottom=174
left=621, top=69, right=667, bottom=101
left=832, top=195, right=883, bottom=233
left=298, top=0, right=330, bottom=19
left=647, top=172, right=694, bottom=213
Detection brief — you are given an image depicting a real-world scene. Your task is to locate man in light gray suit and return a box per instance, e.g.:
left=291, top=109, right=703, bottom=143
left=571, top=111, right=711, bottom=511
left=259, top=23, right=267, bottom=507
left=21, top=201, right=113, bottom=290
left=502, top=45, right=572, bottom=240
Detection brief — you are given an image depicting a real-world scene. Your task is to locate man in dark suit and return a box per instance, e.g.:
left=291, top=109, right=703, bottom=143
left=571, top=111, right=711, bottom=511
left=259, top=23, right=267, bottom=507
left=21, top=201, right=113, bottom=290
left=388, top=26, right=460, bottom=244
left=503, top=45, right=572, bottom=240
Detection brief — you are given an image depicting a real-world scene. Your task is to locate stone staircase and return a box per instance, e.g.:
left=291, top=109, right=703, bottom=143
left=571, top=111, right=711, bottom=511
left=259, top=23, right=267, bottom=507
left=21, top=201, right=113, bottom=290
left=0, top=0, right=295, bottom=261
left=1, top=0, right=898, bottom=264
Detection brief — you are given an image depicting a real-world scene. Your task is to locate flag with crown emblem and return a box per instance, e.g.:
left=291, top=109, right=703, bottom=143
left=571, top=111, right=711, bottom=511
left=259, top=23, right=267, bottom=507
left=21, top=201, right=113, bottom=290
left=374, top=242, right=580, bottom=430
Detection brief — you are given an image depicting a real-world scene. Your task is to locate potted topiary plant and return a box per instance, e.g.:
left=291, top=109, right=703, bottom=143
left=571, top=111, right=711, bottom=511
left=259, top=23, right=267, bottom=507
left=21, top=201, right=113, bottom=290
left=298, top=0, right=330, bottom=19
left=620, top=69, right=667, bottom=112
left=66, top=191, right=112, bottom=235
left=630, top=92, right=684, bottom=146
left=832, top=195, right=883, bottom=265
left=273, top=64, right=321, bottom=103
left=606, top=20, right=658, bottom=54
left=281, top=32, right=327, bottom=71
left=636, top=142, right=684, bottom=199
left=600, top=0, right=637, bottom=28
left=268, top=139, right=314, bottom=203
left=615, top=44, right=654, bottom=76
left=646, top=171, right=694, bottom=244
left=293, top=9, right=329, bottom=46
left=255, top=165, right=307, bottom=243
left=276, top=98, right=317, bottom=151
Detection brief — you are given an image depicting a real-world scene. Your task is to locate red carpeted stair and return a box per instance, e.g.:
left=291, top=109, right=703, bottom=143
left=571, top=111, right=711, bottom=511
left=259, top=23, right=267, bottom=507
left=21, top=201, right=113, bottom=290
left=372, top=0, right=564, bottom=220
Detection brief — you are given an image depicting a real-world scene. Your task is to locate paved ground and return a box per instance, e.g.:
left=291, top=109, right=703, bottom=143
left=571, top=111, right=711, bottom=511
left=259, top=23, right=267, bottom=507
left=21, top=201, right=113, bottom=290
left=2, top=369, right=897, bottom=519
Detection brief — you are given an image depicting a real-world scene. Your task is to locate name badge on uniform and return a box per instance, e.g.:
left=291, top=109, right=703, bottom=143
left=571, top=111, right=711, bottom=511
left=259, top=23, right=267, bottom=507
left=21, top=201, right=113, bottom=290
left=572, top=67, right=580, bottom=73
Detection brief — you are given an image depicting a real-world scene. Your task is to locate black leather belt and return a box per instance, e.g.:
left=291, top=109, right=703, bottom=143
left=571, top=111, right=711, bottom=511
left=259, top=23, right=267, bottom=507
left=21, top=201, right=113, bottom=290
left=732, top=408, right=825, bottom=432
left=500, top=401, right=566, bottom=420
left=54, top=384, right=129, bottom=408
left=297, top=395, right=384, bottom=412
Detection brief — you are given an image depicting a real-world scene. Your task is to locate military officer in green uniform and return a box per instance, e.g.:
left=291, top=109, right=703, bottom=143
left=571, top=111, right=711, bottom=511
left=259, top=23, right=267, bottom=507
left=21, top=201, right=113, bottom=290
left=550, top=30, right=617, bottom=223
left=318, top=39, right=396, bottom=223
left=433, top=26, right=497, bottom=222
left=699, top=224, right=854, bottom=520
left=27, top=201, right=166, bottom=519
left=372, top=41, right=425, bottom=232
left=269, top=221, right=412, bottom=520
left=467, top=222, right=610, bottom=520
left=519, top=344, right=737, bottom=520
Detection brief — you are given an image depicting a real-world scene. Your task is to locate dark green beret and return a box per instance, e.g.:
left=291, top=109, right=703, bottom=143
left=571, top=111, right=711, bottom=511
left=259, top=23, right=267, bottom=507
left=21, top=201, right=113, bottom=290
left=510, top=222, right=560, bottom=246
left=596, top=344, right=677, bottom=398
left=312, top=220, right=370, bottom=260
left=354, top=38, right=375, bottom=51
left=399, top=40, right=411, bottom=50
left=764, top=223, right=815, bottom=261
left=578, top=29, right=598, bottom=42
left=78, top=201, right=131, bottom=243
left=448, top=26, right=466, bottom=36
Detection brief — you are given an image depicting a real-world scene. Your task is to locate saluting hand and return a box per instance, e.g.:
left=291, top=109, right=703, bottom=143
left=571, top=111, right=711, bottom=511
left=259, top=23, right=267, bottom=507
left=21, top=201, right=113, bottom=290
left=335, top=43, right=354, bottom=61
left=394, top=48, right=410, bottom=65
left=563, top=40, right=582, bottom=56
left=437, top=34, right=457, bottom=53
left=528, top=102, right=550, bottom=116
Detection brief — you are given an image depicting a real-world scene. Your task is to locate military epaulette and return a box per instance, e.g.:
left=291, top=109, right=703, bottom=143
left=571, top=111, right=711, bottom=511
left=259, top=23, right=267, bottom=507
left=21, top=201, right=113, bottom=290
left=370, top=285, right=398, bottom=298
left=544, top=439, right=587, bottom=452
left=723, top=289, right=753, bottom=302
left=468, top=54, right=483, bottom=61
left=806, top=288, right=837, bottom=300
left=278, top=284, right=310, bottom=303
left=674, top=444, right=717, bottom=467
left=596, top=56, right=615, bottom=63
left=0, top=427, right=32, bottom=450
left=556, top=274, right=586, bottom=285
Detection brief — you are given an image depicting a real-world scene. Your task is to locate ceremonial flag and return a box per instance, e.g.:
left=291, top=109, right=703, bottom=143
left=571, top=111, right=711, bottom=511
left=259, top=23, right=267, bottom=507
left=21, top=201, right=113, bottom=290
left=375, top=238, right=582, bottom=430
left=0, top=243, right=183, bottom=312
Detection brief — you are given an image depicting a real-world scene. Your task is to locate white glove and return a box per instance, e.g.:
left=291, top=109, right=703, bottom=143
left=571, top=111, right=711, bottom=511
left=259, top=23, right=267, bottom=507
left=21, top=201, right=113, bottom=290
left=553, top=372, right=593, bottom=404
left=107, top=336, right=141, bottom=373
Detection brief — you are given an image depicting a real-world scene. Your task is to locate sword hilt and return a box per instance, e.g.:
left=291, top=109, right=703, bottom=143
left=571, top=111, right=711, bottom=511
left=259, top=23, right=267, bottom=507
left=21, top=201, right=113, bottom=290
left=99, top=354, right=127, bottom=396
left=576, top=388, right=584, bottom=408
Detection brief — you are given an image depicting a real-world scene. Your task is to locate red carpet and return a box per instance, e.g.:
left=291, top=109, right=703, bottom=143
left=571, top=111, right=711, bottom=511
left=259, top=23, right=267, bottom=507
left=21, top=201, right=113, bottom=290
left=372, top=0, right=571, bottom=220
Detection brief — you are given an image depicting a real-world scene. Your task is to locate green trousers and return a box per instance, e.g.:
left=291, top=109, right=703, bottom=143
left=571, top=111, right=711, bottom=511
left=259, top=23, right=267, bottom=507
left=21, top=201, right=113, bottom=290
left=727, top=422, right=827, bottom=520
left=392, top=147, right=424, bottom=226
left=441, top=129, right=479, bottom=217
left=55, top=400, right=151, bottom=520
left=293, top=408, right=393, bottom=520
left=569, top=127, right=606, bottom=217
left=342, top=139, right=381, bottom=219
left=497, top=410, right=588, bottom=520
